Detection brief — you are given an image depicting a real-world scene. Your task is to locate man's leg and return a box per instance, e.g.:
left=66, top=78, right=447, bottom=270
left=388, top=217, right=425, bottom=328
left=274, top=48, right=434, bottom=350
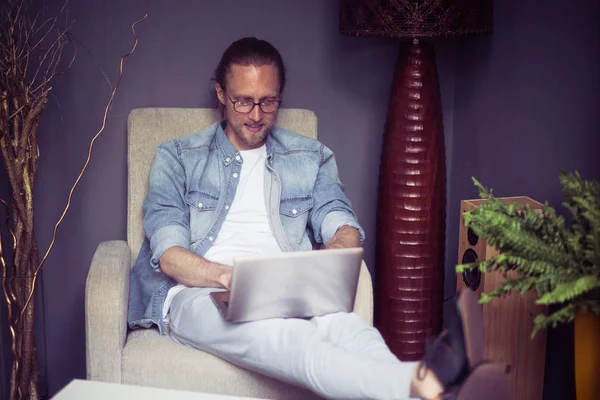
left=310, top=311, right=405, bottom=365
left=168, top=288, right=417, bottom=400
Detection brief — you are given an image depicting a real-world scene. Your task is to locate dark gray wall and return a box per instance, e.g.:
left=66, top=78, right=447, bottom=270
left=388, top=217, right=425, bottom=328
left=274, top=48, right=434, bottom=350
left=0, top=0, right=596, bottom=398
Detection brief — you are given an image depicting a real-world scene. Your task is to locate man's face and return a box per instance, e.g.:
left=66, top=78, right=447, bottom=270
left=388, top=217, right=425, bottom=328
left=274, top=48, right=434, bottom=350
left=216, top=63, right=281, bottom=151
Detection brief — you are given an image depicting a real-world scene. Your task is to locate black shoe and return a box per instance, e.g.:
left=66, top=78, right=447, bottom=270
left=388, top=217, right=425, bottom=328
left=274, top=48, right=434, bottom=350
left=416, top=294, right=469, bottom=390
left=417, top=290, right=508, bottom=400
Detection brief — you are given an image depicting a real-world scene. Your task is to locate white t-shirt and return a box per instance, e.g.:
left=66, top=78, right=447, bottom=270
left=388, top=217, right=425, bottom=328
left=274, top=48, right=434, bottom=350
left=162, top=145, right=282, bottom=318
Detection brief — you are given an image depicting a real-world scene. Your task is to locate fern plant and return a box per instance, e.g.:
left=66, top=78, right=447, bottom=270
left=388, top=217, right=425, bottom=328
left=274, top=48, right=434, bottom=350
left=456, top=171, right=600, bottom=338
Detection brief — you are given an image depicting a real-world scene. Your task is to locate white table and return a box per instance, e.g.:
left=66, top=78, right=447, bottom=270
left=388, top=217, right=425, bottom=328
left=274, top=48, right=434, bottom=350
left=52, top=379, right=268, bottom=400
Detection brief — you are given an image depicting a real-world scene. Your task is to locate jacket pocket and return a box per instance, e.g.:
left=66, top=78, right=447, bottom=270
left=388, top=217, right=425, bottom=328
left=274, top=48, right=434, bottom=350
left=185, top=190, right=219, bottom=212
left=186, top=190, right=219, bottom=243
left=280, top=195, right=313, bottom=217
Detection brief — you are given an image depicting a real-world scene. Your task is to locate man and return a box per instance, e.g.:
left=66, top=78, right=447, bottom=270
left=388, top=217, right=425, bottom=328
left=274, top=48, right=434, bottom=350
left=128, top=37, right=497, bottom=400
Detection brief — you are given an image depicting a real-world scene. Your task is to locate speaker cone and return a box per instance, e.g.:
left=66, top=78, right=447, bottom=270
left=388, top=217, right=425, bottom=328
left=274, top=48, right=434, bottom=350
left=461, top=248, right=481, bottom=291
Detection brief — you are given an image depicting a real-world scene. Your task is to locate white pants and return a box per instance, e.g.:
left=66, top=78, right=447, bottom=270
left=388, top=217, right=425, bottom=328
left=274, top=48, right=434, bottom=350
left=168, top=287, right=417, bottom=400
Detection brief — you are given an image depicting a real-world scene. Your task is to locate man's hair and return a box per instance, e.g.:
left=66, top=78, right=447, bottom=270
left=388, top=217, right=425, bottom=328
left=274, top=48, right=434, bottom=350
left=214, top=37, right=286, bottom=96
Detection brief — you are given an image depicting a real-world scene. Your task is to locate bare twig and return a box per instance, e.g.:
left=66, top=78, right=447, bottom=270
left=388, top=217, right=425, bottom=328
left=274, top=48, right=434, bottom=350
left=66, top=32, right=110, bottom=88
left=29, top=27, right=68, bottom=91
left=52, top=35, right=76, bottom=78
left=23, top=16, right=57, bottom=60
left=48, top=91, right=64, bottom=123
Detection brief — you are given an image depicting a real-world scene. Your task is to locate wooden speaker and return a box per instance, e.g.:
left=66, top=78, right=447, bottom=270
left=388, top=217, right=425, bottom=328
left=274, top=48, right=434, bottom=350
left=457, top=197, right=548, bottom=400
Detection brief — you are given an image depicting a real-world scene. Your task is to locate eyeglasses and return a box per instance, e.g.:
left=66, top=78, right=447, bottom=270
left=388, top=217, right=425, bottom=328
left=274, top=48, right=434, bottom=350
left=224, top=92, right=281, bottom=114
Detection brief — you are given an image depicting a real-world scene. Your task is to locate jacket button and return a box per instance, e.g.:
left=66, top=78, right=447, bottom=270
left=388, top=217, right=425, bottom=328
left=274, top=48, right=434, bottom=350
left=197, top=202, right=203, bottom=208
left=225, top=205, right=230, bottom=210
left=235, top=155, right=241, bottom=161
left=292, top=209, right=297, bottom=215
left=209, top=236, right=214, bottom=241
left=225, top=157, right=231, bottom=163
left=233, top=173, right=239, bottom=178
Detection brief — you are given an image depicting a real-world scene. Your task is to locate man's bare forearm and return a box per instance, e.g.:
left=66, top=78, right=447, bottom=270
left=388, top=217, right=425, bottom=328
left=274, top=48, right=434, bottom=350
left=159, top=246, right=232, bottom=289
left=326, top=225, right=361, bottom=249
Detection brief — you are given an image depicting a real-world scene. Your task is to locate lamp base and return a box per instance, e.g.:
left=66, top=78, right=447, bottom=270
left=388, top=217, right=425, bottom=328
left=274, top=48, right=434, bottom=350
left=374, top=39, right=446, bottom=361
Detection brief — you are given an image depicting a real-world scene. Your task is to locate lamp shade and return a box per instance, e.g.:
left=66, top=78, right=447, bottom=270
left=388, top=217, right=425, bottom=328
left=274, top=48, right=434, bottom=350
left=339, top=0, right=493, bottom=38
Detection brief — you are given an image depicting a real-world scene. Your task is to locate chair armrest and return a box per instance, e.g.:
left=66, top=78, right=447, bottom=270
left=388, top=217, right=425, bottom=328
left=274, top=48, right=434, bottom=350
left=353, top=261, right=374, bottom=325
left=85, top=240, right=131, bottom=383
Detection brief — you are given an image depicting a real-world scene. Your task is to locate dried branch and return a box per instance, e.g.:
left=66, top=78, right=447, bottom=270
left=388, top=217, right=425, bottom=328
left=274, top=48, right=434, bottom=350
left=24, top=16, right=58, bottom=59
left=53, top=34, right=76, bottom=78
left=29, top=27, right=69, bottom=92
left=0, top=196, right=18, bottom=398
left=0, top=1, right=72, bottom=397
left=66, top=32, right=110, bottom=88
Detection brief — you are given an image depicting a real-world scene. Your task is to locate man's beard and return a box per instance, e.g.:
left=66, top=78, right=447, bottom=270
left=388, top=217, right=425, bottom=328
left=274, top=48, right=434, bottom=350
left=232, top=120, right=273, bottom=149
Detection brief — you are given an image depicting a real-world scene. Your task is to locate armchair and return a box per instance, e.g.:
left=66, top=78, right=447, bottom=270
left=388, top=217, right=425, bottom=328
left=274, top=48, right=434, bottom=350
left=85, top=108, right=374, bottom=399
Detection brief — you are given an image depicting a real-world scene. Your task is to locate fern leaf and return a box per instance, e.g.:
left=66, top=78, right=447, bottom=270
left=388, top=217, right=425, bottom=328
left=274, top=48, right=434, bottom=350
left=531, top=302, right=579, bottom=338
left=536, top=275, right=600, bottom=305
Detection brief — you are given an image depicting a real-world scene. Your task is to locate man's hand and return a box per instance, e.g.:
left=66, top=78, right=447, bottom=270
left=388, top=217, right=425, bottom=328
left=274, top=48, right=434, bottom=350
left=160, top=246, right=232, bottom=289
left=217, top=266, right=233, bottom=290
left=325, top=225, right=361, bottom=250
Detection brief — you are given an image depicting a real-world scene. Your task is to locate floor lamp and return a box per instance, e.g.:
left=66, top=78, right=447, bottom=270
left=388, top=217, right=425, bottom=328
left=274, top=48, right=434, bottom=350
left=339, top=0, right=493, bottom=361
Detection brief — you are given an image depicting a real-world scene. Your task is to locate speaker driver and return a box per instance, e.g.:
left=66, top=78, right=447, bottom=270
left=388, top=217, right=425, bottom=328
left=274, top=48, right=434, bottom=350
left=461, top=248, right=481, bottom=291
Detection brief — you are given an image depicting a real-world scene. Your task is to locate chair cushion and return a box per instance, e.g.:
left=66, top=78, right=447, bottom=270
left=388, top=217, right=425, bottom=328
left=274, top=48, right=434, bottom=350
left=122, top=328, right=319, bottom=400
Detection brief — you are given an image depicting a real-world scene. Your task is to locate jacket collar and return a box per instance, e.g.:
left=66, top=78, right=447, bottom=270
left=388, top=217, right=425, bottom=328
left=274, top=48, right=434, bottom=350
left=214, top=121, right=240, bottom=166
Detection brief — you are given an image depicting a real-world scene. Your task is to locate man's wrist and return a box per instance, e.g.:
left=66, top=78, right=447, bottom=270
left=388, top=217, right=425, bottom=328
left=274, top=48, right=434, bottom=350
left=326, top=225, right=361, bottom=249
left=214, top=263, right=233, bottom=289
left=319, top=211, right=365, bottom=245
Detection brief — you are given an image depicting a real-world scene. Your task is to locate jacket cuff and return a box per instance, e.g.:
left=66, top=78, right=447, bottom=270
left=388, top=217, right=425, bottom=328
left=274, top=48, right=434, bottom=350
left=320, top=210, right=365, bottom=245
left=150, top=225, right=190, bottom=269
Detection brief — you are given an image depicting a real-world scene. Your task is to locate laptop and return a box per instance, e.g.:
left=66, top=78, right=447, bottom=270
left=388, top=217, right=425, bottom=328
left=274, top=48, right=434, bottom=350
left=210, top=247, right=364, bottom=323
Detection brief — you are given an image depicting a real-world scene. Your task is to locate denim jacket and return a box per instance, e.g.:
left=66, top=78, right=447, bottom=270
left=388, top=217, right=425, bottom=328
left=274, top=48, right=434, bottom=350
left=128, top=121, right=365, bottom=334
